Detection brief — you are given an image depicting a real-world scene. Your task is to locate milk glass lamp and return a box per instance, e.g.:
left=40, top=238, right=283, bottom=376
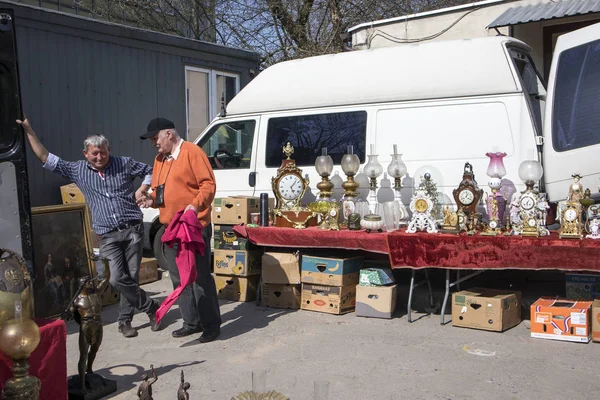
left=363, top=144, right=383, bottom=214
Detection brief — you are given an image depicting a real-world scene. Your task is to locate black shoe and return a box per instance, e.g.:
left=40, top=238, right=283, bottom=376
left=198, top=328, right=220, bottom=343
left=148, top=301, right=162, bottom=332
left=118, top=321, right=138, bottom=338
left=171, top=326, right=203, bottom=338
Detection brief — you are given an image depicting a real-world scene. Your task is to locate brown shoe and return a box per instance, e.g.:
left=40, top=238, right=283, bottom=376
left=118, top=321, right=137, bottom=338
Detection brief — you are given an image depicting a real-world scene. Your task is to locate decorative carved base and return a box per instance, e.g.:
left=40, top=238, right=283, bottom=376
left=68, top=373, right=117, bottom=400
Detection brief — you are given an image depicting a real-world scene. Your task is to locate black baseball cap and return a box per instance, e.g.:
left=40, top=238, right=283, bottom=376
left=140, top=117, right=175, bottom=139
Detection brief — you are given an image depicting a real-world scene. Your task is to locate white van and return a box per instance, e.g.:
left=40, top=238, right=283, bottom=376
left=143, top=23, right=600, bottom=257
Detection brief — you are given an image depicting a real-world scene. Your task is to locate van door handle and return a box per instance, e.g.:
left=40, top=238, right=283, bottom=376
left=248, top=172, right=256, bottom=187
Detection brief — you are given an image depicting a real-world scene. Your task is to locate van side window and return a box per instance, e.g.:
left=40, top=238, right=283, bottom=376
left=198, top=120, right=256, bottom=169
left=552, top=39, right=600, bottom=152
left=265, top=111, right=367, bottom=167
left=509, top=48, right=546, bottom=136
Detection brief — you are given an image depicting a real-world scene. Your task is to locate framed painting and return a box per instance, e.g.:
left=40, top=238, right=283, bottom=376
left=31, top=203, right=95, bottom=319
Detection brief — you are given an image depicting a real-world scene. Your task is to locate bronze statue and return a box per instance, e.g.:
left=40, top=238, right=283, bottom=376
left=178, top=370, right=190, bottom=400
left=137, top=365, right=158, bottom=400
left=64, top=254, right=111, bottom=395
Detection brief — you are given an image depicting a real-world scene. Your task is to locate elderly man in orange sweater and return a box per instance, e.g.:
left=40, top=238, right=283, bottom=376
left=138, top=117, right=221, bottom=343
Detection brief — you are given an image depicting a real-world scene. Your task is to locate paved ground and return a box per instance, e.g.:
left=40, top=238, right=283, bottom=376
left=65, top=274, right=600, bottom=400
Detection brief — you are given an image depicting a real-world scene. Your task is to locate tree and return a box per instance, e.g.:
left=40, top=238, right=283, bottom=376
left=88, top=0, right=476, bottom=67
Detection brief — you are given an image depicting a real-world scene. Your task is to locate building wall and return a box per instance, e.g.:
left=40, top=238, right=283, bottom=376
left=2, top=1, right=259, bottom=206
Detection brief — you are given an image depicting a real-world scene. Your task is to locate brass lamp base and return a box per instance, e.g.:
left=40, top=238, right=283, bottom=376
left=1, top=359, right=40, bottom=400
left=342, top=176, right=359, bottom=198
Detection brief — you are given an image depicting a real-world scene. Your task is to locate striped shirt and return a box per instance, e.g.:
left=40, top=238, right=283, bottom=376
left=44, top=153, right=152, bottom=235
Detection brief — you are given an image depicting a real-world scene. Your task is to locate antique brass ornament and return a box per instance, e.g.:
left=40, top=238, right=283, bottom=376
left=440, top=206, right=460, bottom=234
left=273, top=208, right=318, bottom=229
left=0, top=249, right=34, bottom=326
left=559, top=201, right=583, bottom=239
left=309, top=201, right=340, bottom=231
left=231, top=390, right=290, bottom=400
left=0, top=299, right=41, bottom=400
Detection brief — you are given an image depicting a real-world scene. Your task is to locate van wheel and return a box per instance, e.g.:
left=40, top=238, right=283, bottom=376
left=152, top=225, right=168, bottom=270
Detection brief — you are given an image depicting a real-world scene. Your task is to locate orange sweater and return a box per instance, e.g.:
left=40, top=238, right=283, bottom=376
left=151, top=141, right=216, bottom=227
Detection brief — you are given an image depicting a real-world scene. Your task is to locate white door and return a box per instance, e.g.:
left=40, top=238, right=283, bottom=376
left=543, top=22, right=600, bottom=201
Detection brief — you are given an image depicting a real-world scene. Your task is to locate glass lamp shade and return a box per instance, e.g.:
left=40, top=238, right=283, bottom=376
left=387, top=154, right=407, bottom=178
left=341, top=153, right=360, bottom=175
left=518, top=159, right=543, bottom=184
left=485, top=152, right=507, bottom=178
left=315, top=155, right=334, bottom=177
left=364, top=154, right=383, bottom=179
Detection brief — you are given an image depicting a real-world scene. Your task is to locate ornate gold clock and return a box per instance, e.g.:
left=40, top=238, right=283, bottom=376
left=559, top=201, right=583, bottom=239
left=453, top=162, right=483, bottom=223
left=271, top=142, right=310, bottom=211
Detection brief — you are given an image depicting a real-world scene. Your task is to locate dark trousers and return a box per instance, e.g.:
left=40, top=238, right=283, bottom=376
left=99, top=223, right=154, bottom=323
left=162, top=224, right=221, bottom=331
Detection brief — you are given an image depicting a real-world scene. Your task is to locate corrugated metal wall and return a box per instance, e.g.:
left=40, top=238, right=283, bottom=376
left=4, top=1, right=259, bottom=206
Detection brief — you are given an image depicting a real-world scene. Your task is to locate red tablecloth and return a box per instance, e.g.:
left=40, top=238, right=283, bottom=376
left=0, top=318, right=67, bottom=400
left=387, top=230, right=600, bottom=271
left=233, top=225, right=390, bottom=254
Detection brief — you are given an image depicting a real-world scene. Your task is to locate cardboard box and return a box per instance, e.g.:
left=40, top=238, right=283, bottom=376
left=452, top=288, right=521, bottom=332
left=301, top=255, right=362, bottom=286
left=565, top=273, right=600, bottom=300
left=593, top=299, right=600, bottom=343
left=355, top=284, right=397, bottom=319
left=60, top=183, right=85, bottom=204
left=213, top=250, right=262, bottom=276
left=214, top=224, right=254, bottom=250
left=261, top=283, right=301, bottom=309
left=212, top=196, right=274, bottom=225
left=530, top=297, right=592, bottom=343
left=262, top=252, right=301, bottom=284
left=139, top=258, right=159, bottom=285
left=359, top=268, right=395, bottom=287
left=214, top=274, right=259, bottom=302
left=301, top=283, right=356, bottom=315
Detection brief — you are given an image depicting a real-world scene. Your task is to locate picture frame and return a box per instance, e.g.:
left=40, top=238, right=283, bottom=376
left=31, top=203, right=96, bottom=319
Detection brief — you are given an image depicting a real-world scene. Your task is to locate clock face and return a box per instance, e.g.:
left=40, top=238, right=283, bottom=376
left=564, top=208, right=577, bottom=222
left=277, top=174, right=304, bottom=200
left=329, top=208, right=338, bottom=217
left=415, top=199, right=428, bottom=213
left=489, top=220, right=498, bottom=229
left=527, top=218, right=537, bottom=227
left=458, top=189, right=475, bottom=205
left=520, top=195, right=535, bottom=210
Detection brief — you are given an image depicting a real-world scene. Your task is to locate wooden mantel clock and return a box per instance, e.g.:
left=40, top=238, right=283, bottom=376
left=271, top=143, right=316, bottom=228
left=452, top=162, right=484, bottom=223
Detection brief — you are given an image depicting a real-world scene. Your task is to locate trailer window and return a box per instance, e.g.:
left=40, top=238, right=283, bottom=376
left=265, top=111, right=367, bottom=167
left=552, top=39, right=600, bottom=152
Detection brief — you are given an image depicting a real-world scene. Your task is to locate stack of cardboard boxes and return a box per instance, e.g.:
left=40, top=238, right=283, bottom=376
left=355, top=267, right=397, bottom=319
left=300, top=255, right=362, bottom=315
left=261, top=252, right=302, bottom=309
left=212, top=197, right=264, bottom=302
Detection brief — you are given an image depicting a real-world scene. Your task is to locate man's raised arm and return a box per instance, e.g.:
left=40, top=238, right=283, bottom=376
left=16, top=117, right=49, bottom=164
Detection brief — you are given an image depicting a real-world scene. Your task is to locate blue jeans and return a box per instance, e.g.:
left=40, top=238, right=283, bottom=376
left=99, top=222, right=154, bottom=324
left=161, top=224, right=221, bottom=331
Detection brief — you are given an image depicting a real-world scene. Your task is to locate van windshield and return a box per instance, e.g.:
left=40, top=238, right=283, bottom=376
left=552, top=38, right=600, bottom=152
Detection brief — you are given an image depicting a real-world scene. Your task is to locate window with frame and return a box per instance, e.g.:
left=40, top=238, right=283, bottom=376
left=185, top=66, right=240, bottom=142
left=552, top=39, right=600, bottom=152
left=265, top=111, right=368, bottom=167
left=198, top=120, right=256, bottom=170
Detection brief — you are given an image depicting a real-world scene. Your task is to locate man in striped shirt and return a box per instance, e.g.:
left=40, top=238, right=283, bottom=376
left=17, top=117, right=161, bottom=338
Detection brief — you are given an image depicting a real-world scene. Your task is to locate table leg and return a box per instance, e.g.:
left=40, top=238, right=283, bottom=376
left=425, top=269, right=434, bottom=308
left=407, top=270, right=416, bottom=323
left=441, top=269, right=451, bottom=325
